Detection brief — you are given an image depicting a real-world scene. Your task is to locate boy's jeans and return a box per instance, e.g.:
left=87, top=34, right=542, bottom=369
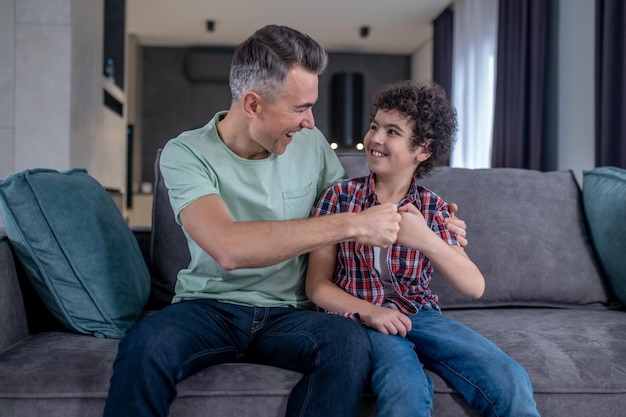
left=368, top=305, right=541, bottom=417
left=103, top=298, right=371, bottom=417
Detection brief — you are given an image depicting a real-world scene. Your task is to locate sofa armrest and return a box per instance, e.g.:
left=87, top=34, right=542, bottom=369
left=0, top=226, right=155, bottom=349
left=0, top=228, right=29, bottom=352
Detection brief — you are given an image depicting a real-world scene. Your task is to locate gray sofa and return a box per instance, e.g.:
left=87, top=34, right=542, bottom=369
left=1, top=150, right=625, bottom=417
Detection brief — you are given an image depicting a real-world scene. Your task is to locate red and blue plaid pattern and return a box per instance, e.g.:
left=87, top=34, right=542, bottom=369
left=311, top=173, right=458, bottom=315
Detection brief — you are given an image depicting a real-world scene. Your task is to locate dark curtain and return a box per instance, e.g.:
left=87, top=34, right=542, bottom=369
left=491, top=0, right=548, bottom=169
left=432, top=7, right=454, bottom=166
left=595, top=0, right=626, bottom=168
left=432, top=7, right=454, bottom=99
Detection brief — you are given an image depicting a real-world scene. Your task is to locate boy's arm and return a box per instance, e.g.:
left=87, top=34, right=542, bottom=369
left=305, top=244, right=412, bottom=336
left=397, top=204, right=485, bottom=299
left=179, top=194, right=401, bottom=271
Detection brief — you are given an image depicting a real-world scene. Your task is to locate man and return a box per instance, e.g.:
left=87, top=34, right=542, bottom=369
left=103, top=25, right=467, bottom=417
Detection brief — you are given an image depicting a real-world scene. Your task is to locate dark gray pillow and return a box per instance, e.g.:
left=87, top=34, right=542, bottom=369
left=149, top=150, right=190, bottom=308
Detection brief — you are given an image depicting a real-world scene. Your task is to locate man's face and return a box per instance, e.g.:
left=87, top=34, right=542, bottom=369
left=250, top=65, right=319, bottom=155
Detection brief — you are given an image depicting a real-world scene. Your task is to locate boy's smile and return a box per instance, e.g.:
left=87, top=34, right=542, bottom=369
left=365, top=109, right=422, bottom=180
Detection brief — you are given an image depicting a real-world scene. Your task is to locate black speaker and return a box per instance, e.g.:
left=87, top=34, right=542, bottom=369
left=331, top=73, right=364, bottom=148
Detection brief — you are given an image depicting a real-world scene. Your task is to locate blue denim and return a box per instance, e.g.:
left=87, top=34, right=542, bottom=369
left=103, top=299, right=371, bottom=417
left=368, top=306, right=540, bottom=417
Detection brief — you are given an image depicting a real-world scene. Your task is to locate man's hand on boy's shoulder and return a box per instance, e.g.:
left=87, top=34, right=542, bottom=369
left=445, top=203, right=468, bottom=247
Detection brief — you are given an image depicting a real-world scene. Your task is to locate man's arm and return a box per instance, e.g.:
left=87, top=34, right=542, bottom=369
left=180, top=194, right=401, bottom=270
left=446, top=203, right=468, bottom=246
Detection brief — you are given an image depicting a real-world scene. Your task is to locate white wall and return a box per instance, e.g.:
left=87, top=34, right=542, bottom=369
left=0, top=0, right=127, bottom=191
left=14, top=0, right=73, bottom=172
left=71, top=0, right=127, bottom=191
left=554, top=0, right=595, bottom=183
left=0, top=0, right=16, bottom=176
left=411, top=38, right=433, bottom=82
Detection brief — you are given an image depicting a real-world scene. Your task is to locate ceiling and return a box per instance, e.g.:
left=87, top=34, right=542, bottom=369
left=126, top=0, right=452, bottom=55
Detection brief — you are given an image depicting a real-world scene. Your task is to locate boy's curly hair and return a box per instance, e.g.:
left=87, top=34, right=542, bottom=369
left=369, top=80, right=457, bottom=179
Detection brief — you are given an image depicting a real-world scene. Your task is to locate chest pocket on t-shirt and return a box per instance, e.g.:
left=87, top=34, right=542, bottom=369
left=282, top=182, right=316, bottom=220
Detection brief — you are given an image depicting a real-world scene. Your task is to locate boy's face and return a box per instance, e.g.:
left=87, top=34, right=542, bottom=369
left=364, top=109, right=431, bottom=180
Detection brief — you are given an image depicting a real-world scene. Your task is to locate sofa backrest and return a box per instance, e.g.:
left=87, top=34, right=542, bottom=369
left=150, top=149, right=190, bottom=308
left=417, top=165, right=610, bottom=309
left=0, top=231, right=29, bottom=349
left=150, top=150, right=611, bottom=309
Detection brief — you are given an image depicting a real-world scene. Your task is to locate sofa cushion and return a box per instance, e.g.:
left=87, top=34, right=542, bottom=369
left=150, top=149, right=191, bottom=308
left=0, top=331, right=303, bottom=417
left=417, top=166, right=610, bottom=309
left=2, top=308, right=626, bottom=417
left=583, top=166, right=626, bottom=306
left=0, top=168, right=150, bottom=338
left=444, top=307, right=626, bottom=416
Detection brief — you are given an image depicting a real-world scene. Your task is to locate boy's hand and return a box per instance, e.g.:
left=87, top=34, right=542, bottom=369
left=445, top=203, right=468, bottom=247
left=362, top=305, right=412, bottom=337
left=397, top=204, right=434, bottom=250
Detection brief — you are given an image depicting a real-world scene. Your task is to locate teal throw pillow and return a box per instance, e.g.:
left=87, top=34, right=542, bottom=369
left=0, top=168, right=151, bottom=338
left=583, top=166, right=626, bottom=306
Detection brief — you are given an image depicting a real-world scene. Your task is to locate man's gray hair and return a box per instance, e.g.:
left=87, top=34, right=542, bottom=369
left=229, top=25, right=328, bottom=103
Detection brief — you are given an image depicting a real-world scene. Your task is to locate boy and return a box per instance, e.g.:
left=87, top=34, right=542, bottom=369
left=306, top=80, right=540, bottom=417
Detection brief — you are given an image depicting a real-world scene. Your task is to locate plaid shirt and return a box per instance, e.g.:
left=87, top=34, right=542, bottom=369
left=311, top=173, right=458, bottom=316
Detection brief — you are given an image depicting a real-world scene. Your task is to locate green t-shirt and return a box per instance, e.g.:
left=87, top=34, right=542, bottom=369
left=160, top=111, right=346, bottom=308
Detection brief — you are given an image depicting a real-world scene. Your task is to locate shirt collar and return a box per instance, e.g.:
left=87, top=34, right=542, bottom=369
left=365, top=172, right=422, bottom=209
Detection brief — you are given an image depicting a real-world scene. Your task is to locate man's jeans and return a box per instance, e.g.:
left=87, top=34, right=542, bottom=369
left=368, top=305, right=541, bottom=417
left=103, top=299, right=371, bottom=417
